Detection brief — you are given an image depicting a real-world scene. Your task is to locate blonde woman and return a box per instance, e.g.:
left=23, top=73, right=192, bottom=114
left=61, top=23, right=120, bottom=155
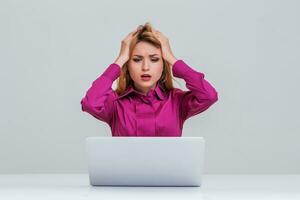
left=80, top=22, right=218, bottom=137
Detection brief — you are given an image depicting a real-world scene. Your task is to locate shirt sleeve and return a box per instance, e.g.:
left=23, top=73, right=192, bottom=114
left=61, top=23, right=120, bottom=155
left=80, top=63, right=121, bottom=124
left=172, top=59, right=218, bottom=122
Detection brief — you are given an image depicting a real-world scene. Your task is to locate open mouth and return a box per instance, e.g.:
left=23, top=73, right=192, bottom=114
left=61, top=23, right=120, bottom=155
left=141, top=74, right=152, bottom=81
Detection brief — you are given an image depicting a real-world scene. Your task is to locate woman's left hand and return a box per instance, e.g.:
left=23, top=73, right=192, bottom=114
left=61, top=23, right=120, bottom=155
left=152, top=29, right=178, bottom=66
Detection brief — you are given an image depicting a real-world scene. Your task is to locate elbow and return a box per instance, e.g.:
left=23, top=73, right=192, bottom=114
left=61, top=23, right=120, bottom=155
left=80, top=97, right=99, bottom=116
left=208, top=90, right=218, bottom=104
left=80, top=97, right=104, bottom=116
left=80, top=97, right=90, bottom=112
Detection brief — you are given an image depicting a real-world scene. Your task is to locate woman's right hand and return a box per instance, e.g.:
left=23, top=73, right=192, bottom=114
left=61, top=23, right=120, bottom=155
left=114, top=29, right=139, bottom=67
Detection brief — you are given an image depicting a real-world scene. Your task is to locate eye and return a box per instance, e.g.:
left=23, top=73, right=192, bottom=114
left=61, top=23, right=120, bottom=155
left=151, top=58, right=159, bottom=62
left=133, top=58, right=141, bottom=62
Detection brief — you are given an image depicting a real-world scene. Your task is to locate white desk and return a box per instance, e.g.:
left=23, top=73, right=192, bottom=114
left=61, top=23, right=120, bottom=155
left=0, top=174, right=299, bottom=200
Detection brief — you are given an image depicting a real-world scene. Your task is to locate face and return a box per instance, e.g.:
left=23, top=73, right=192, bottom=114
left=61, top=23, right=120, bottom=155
left=128, top=41, right=164, bottom=95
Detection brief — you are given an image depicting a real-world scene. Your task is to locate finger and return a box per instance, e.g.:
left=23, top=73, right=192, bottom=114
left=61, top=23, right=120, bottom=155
left=124, top=31, right=136, bottom=41
left=155, top=31, right=162, bottom=37
left=126, top=31, right=134, bottom=37
left=154, top=28, right=160, bottom=33
left=127, top=30, right=138, bottom=38
left=152, top=30, right=159, bottom=36
left=132, top=29, right=139, bottom=35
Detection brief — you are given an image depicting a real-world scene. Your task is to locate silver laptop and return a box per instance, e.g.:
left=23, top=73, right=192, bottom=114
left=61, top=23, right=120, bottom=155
left=86, top=136, right=205, bottom=187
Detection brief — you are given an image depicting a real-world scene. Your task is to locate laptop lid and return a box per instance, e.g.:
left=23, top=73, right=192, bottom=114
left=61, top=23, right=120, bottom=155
left=86, top=136, right=205, bottom=186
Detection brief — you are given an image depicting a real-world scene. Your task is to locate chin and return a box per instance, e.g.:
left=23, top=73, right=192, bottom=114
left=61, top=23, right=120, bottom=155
left=136, top=81, right=155, bottom=89
left=141, top=81, right=156, bottom=86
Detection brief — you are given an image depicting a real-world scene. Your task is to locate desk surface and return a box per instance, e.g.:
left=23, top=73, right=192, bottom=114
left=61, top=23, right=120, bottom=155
left=0, top=174, right=299, bottom=200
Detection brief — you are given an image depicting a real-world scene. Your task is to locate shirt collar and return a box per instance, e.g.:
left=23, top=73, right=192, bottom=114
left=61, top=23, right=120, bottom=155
left=116, top=82, right=166, bottom=101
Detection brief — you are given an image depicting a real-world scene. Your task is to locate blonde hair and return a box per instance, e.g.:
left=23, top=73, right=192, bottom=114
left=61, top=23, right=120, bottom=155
left=115, top=22, right=175, bottom=96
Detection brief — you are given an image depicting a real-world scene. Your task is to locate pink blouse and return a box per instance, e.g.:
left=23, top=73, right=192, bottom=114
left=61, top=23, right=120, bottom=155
left=80, top=59, right=218, bottom=137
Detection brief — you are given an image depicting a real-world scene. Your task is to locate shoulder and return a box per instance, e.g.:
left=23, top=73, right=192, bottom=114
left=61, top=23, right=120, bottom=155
left=110, top=90, right=131, bottom=102
left=105, top=90, right=119, bottom=102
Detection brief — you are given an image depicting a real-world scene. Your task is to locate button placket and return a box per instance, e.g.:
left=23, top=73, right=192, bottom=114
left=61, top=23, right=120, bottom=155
left=135, top=98, right=155, bottom=136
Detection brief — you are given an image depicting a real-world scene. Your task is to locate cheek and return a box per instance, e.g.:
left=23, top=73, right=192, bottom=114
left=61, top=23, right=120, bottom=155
left=153, top=65, right=164, bottom=79
left=127, top=66, right=139, bottom=79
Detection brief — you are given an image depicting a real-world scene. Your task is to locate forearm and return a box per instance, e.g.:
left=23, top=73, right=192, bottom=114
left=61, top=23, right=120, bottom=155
left=114, top=56, right=128, bottom=67
left=172, top=59, right=218, bottom=101
left=80, top=63, right=121, bottom=123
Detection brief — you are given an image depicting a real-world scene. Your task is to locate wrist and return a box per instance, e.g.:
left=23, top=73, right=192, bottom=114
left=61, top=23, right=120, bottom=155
left=114, top=56, right=128, bottom=67
left=168, top=56, right=178, bottom=66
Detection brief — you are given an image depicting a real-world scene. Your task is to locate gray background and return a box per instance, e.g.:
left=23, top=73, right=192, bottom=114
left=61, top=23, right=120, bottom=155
left=1, top=0, right=299, bottom=174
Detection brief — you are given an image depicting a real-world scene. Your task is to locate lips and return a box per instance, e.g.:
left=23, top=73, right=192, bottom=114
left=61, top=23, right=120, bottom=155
left=141, top=74, right=152, bottom=78
left=141, top=74, right=152, bottom=81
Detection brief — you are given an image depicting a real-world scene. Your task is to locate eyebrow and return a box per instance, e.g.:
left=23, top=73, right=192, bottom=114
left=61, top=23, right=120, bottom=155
left=133, top=54, right=159, bottom=57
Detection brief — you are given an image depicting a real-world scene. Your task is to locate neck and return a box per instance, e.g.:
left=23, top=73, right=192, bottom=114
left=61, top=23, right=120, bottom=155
left=133, top=82, right=157, bottom=96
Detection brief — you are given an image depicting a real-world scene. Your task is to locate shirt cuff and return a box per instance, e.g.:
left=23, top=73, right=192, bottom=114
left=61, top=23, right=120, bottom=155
left=102, top=63, right=121, bottom=81
left=172, top=59, right=204, bottom=79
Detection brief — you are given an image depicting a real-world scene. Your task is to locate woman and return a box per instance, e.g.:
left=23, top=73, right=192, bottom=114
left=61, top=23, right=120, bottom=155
left=80, top=22, right=218, bottom=137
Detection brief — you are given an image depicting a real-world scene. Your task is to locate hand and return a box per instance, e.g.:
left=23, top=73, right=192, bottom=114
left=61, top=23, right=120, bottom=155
left=114, top=29, right=139, bottom=66
left=152, top=28, right=177, bottom=66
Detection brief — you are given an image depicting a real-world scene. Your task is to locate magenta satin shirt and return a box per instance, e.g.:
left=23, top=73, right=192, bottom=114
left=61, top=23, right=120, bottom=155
left=80, top=59, right=218, bottom=137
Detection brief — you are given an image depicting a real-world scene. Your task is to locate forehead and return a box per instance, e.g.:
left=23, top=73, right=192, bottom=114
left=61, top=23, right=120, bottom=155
left=132, top=41, right=161, bottom=56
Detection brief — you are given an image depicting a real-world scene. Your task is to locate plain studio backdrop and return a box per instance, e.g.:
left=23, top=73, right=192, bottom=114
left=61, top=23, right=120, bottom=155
left=0, top=0, right=299, bottom=174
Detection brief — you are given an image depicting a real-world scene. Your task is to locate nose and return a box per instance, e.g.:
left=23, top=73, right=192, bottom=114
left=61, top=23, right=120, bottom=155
left=142, top=60, right=150, bottom=71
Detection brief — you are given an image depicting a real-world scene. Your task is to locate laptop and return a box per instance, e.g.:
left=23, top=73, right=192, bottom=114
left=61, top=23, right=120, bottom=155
left=85, top=136, right=205, bottom=187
